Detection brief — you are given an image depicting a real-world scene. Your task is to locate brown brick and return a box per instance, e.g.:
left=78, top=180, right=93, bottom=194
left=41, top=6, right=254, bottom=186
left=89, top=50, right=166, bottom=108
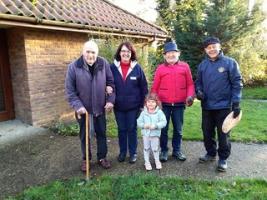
left=7, top=28, right=88, bottom=126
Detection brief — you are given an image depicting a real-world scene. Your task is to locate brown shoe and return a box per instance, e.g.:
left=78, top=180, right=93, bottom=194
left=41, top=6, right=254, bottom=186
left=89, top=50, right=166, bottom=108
left=81, top=160, right=87, bottom=172
left=98, top=158, right=111, bottom=169
left=81, top=160, right=92, bottom=172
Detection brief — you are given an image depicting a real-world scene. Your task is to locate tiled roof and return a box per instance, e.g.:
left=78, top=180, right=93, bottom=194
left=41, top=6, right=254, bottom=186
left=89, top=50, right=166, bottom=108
left=0, top=0, right=168, bottom=39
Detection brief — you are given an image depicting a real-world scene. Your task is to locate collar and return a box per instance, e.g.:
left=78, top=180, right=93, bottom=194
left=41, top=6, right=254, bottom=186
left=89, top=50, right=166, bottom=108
left=164, top=60, right=179, bottom=66
left=114, top=60, right=138, bottom=78
left=114, top=59, right=137, bottom=69
left=76, top=56, right=103, bottom=70
left=144, top=106, right=159, bottom=114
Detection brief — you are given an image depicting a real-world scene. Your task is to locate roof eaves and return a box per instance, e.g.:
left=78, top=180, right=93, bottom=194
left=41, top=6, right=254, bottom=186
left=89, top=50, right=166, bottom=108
left=0, top=13, right=168, bottom=40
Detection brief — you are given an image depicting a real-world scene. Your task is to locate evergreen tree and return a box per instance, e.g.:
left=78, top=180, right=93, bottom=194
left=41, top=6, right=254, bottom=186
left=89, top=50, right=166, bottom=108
left=155, top=0, right=266, bottom=84
left=173, top=0, right=208, bottom=76
left=204, top=0, right=265, bottom=54
left=156, top=0, right=174, bottom=33
left=156, top=0, right=208, bottom=77
left=204, top=0, right=266, bottom=85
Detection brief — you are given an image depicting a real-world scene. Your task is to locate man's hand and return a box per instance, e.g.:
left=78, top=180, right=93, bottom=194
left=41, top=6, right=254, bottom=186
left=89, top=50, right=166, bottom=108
left=106, top=86, right=113, bottom=95
left=104, top=102, right=114, bottom=112
left=196, top=90, right=204, bottom=101
left=186, top=96, right=194, bottom=107
left=232, top=102, right=241, bottom=118
left=76, top=107, right=87, bottom=119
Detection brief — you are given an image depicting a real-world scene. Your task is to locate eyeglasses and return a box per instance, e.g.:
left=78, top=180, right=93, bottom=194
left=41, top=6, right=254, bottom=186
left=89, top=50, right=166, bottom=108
left=120, top=50, right=131, bottom=53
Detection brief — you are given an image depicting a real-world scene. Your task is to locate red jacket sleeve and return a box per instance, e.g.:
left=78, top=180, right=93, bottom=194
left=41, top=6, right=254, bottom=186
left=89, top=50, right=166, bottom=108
left=185, top=64, right=195, bottom=97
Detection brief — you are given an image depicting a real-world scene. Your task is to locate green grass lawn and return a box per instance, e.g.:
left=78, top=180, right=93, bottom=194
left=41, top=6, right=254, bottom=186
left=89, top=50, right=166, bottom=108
left=52, top=87, right=267, bottom=143
left=53, top=99, right=267, bottom=143
left=182, top=100, right=267, bottom=143
left=106, top=99, right=267, bottom=143
left=52, top=99, right=267, bottom=143
left=6, top=175, right=267, bottom=200
left=242, top=87, right=267, bottom=99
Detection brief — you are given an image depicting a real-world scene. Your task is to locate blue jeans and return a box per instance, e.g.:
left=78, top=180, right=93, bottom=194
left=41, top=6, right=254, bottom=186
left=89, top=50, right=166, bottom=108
left=160, top=105, right=185, bottom=153
left=114, top=109, right=139, bottom=156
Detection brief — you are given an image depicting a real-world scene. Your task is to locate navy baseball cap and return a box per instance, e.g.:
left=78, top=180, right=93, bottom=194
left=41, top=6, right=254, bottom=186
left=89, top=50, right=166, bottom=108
left=203, top=37, right=220, bottom=48
left=164, top=41, right=179, bottom=53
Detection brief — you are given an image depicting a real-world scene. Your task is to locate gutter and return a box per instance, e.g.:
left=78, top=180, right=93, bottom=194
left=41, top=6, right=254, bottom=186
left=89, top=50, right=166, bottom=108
left=0, top=14, right=167, bottom=41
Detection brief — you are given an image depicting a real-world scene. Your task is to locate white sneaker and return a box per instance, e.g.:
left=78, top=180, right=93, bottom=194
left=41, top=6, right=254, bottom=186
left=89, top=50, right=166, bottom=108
left=145, top=162, right=152, bottom=171
left=155, top=161, right=162, bottom=170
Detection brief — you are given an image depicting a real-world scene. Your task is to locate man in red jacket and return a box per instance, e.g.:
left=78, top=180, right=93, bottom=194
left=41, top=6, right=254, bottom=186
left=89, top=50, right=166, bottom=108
left=151, top=41, right=195, bottom=162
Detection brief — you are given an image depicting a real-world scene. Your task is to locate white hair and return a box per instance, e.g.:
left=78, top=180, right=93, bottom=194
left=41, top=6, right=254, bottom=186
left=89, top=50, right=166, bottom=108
left=83, top=40, right=99, bottom=54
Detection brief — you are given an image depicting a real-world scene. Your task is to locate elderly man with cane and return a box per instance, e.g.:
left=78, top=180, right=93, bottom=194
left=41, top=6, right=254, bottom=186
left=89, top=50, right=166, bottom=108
left=65, top=40, right=115, bottom=172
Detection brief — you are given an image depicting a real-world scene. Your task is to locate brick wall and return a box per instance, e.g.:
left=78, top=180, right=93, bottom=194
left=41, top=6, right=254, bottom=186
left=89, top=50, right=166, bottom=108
left=7, top=28, right=32, bottom=124
left=8, top=28, right=88, bottom=126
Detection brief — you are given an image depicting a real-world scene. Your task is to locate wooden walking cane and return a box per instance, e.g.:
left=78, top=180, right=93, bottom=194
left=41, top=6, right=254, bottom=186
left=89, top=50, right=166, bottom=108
left=85, top=111, right=90, bottom=181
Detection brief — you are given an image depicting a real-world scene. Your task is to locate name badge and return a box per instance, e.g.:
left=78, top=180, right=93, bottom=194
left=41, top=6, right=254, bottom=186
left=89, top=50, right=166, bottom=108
left=218, top=67, right=225, bottom=73
left=130, top=76, right=137, bottom=80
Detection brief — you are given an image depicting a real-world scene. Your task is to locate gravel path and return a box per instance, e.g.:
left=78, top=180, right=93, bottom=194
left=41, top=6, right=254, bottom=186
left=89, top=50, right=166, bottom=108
left=0, top=132, right=266, bottom=199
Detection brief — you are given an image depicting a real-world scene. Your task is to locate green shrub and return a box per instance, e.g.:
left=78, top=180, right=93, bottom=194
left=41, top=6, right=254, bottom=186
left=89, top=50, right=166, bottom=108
left=95, top=36, right=163, bottom=85
left=49, top=121, right=79, bottom=136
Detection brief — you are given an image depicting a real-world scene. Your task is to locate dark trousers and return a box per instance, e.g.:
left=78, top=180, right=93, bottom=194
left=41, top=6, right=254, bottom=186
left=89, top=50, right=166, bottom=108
left=77, top=113, right=107, bottom=161
left=202, top=109, right=231, bottom=160
left=160, top=105, right=185, bottom=153
left=114, top=109, right=139, bottom=156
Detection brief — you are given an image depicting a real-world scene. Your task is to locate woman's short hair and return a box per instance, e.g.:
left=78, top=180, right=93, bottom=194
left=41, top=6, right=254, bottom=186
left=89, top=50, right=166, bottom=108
left=114, top=41, right=137, bottom=61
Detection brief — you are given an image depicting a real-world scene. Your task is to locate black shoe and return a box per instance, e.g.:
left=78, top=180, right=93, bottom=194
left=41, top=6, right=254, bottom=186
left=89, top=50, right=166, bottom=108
left=159, top=151, right=168, bottom=162
left=217, top=159, right=227, bottom=172
left=129, top=154, right=137, bottom=164
left=117, top=153, right=126, bottom=162
left=199, top=154, right=216, bottom=163
left=172, top=151, right=186, bottom=161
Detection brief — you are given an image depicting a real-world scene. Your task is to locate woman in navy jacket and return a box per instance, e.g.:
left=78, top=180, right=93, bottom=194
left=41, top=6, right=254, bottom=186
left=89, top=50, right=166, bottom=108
left=110, top=42, right=148, bottom=163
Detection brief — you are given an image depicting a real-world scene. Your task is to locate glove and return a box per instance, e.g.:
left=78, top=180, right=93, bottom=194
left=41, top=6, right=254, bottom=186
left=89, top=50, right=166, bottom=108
left=232, top=102, right=241, bottom=118
left=196, top=90, right=204, bottom=101
left=186, top=96, right=194, bottom=107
